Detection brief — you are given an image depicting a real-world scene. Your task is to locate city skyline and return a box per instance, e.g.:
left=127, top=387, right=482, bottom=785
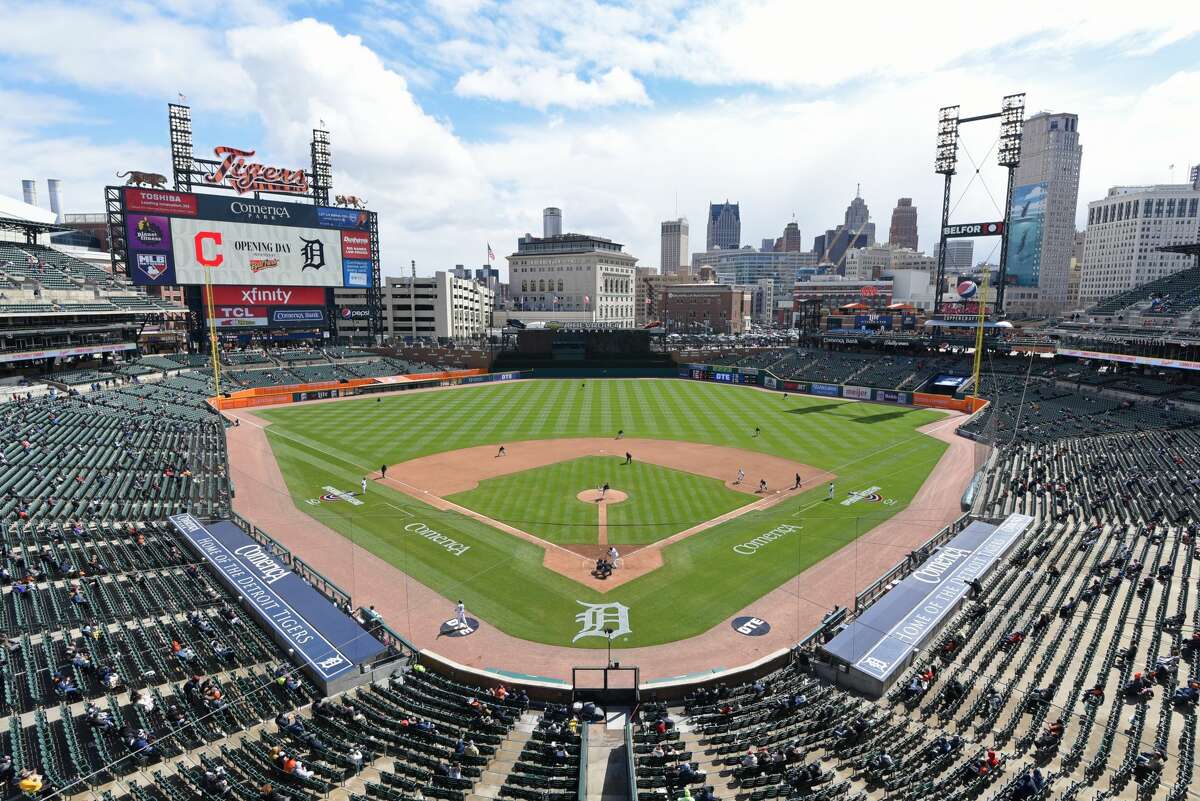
left=1, top=2, right=1198, bottom=278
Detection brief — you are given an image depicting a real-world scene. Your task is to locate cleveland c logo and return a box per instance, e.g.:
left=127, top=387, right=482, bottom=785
left=194, top=231, right=223, bottom=267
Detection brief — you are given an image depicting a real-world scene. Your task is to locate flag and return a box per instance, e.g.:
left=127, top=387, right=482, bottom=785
left=487, top=243, right=495, bottom=262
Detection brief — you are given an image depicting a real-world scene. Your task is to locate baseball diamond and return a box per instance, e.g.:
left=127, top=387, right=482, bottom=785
left=233, top=378, right=964, bottom=661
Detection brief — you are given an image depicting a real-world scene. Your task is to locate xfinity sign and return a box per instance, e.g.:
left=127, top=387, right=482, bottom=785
left=942, top=222, right=1005, bottom=238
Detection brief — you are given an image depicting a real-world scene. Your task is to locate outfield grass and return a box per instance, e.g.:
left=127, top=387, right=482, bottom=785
left=258, top=379, right=949, bottom=649
left=447, top=456, right=754, bottom=545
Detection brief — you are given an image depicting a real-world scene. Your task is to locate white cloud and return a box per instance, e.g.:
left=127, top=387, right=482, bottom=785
left=415, top=0, right=1200, bottom=96
left=1, top=3, right=1198, bottom=284
left=0, top=2, right=266, bottom=112
left=455, top=65, right=649, bottom=110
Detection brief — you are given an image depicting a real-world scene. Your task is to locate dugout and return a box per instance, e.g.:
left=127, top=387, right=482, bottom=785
left=815, top=513, right=1032, bottom=698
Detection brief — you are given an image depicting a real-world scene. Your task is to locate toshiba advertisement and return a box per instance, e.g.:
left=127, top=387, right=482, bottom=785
left=122, top=188, right=373, bottom=289
left=207, top=285, right=328, bottom=328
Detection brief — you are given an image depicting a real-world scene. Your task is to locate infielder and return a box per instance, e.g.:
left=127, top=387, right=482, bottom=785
left=827, top=482, right=836, bottom=500
left=360, top=477, right=367, bottom=495
left=735, top=468, right=745, bottom=485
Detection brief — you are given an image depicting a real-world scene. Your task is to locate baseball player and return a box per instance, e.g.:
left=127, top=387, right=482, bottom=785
left=827, top=482, right=836, bottom=500
left=360, top=477, right=367, bottom=495
left=454, top=600, right=468, bottom=629
left=608, top=546, right=619, bottom=569
left=735, top=468, right=745, bottom=485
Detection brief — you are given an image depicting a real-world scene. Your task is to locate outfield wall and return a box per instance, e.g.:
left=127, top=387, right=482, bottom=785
left=210, top=368, right=527, bottom=410
left=679, top=362, right=987, bottom=413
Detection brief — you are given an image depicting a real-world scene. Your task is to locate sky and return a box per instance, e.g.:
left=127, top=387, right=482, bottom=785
left=1, top=0, right=1198, bottom=279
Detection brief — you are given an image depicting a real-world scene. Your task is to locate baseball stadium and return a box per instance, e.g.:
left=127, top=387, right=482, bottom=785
left=0, top=101, right=1199, bottom=801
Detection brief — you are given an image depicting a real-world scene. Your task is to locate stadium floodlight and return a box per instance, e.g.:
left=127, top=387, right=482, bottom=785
left=935, top=106, right=960, bottom=175
left=997, top=93, right=1025, bottom=168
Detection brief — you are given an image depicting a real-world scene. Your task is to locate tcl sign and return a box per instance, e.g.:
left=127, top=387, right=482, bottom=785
left=217, top=306, right=266, bottom=318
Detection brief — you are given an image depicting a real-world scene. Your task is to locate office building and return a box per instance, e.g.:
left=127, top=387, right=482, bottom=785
left=1007, top=112, right=1082, bottom=314
left=706, top=201, right=741, bottom=250
left=780, top=221, right=804, bottom=252
left=934, top=240, right=974, bottom=274
left=641, top=270, right=696, bottom=327
left=506, top=211, right=638, bottom=328
left=661, top=218, right=689, bottom=274
left=691, top=247, right=818, bottom=300
left=660, top=283, right=752, bottom=334
left=888, top=198, right=918, bottom=250
left=844, top=244, right=934, bottom=282
left=385, top=271, right=494, bottom=340
left=843, top=189, right=876, bottom=244
left=1078, top=183, right=1200, bottom=306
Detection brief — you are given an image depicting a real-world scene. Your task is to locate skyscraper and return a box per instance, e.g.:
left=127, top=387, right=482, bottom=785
left=780, top=221, right=803, bottom=252
left=706, top=201, right=740, bottom=250
left=660, top=218, right=689, bottom=275
left=935, top=240, right=974, bottom=274
left=888, top=198, right=918, bottom=251
left=1007, top=112, right=1082, bottom=314
left=843, top=187, right=875, bottom=244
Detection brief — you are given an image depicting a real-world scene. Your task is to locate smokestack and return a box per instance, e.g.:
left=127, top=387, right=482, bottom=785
left=47, top=179, right=63, bottom=223
left=21, top=180, right=37, bottom=208
left=543, top=207, right=562, bottom=238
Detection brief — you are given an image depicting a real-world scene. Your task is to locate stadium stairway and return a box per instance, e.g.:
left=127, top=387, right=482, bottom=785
left=462, top=712, right=537, bottom=801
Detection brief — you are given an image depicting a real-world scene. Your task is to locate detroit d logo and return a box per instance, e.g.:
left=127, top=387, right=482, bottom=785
left=573, top=601, right=631, bottom=643
left=300, top=237, right=326, bottom=271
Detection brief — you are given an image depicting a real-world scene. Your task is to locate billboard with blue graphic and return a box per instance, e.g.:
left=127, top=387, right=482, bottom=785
left=1007, top=182, right=1047, bottom=287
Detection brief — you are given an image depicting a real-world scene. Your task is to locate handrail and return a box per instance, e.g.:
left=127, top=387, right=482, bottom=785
left=577, top=717, right=589, bottom=801
left=625, top=713, right=638, bottom=801
left=358, top=607, right=421, bottom=658
left=853, top=512, right=972, bottom=613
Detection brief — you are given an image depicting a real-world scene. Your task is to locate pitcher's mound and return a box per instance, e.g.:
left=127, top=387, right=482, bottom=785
left=576, top=489, right=628, bottom=504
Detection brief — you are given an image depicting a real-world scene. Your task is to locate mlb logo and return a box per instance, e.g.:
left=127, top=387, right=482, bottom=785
left=136, top=253, right=168, bottom=281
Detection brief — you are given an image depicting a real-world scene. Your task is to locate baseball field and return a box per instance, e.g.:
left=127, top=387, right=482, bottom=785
left=257, top=379, right=950, bottom=649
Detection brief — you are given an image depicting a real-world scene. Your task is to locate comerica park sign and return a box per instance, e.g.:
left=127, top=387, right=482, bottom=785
left=942, top=222, right=1005, bottom=238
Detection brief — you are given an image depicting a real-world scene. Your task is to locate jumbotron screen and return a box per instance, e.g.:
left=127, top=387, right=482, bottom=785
left=122, top=188, right=373, bottom=288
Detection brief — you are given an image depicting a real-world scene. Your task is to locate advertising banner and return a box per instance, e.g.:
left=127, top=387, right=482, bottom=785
left=855, top=314, right=892, bottom=330
left=211, top=286, right=327, bottom=306
left=271, top=307, right=326, bottom=327
left=1055, top=348, right=1200, bottom=372
left=782, top=381, right=809, bottom=393
left=125, top=189, right=198, bottom=216
left=338, top=306, right=371, bottom=321
left=169, top=218, right=347, bottom=287
left=123, top=188, right=375, bottom=289
left=873, top=389, right=911, bottom=405
left=168, top=514, right=386, bottom=687
left=763, top=376, right=778, bottom=390
left=842, top=385, right=872, bottom=400
left=1007, top=182, right=1047, bottom=287
left=810, top=382, right=840, bottom=397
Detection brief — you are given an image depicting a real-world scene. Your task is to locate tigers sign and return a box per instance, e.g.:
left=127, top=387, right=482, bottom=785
left=204, top=146, right=309, bottom=195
